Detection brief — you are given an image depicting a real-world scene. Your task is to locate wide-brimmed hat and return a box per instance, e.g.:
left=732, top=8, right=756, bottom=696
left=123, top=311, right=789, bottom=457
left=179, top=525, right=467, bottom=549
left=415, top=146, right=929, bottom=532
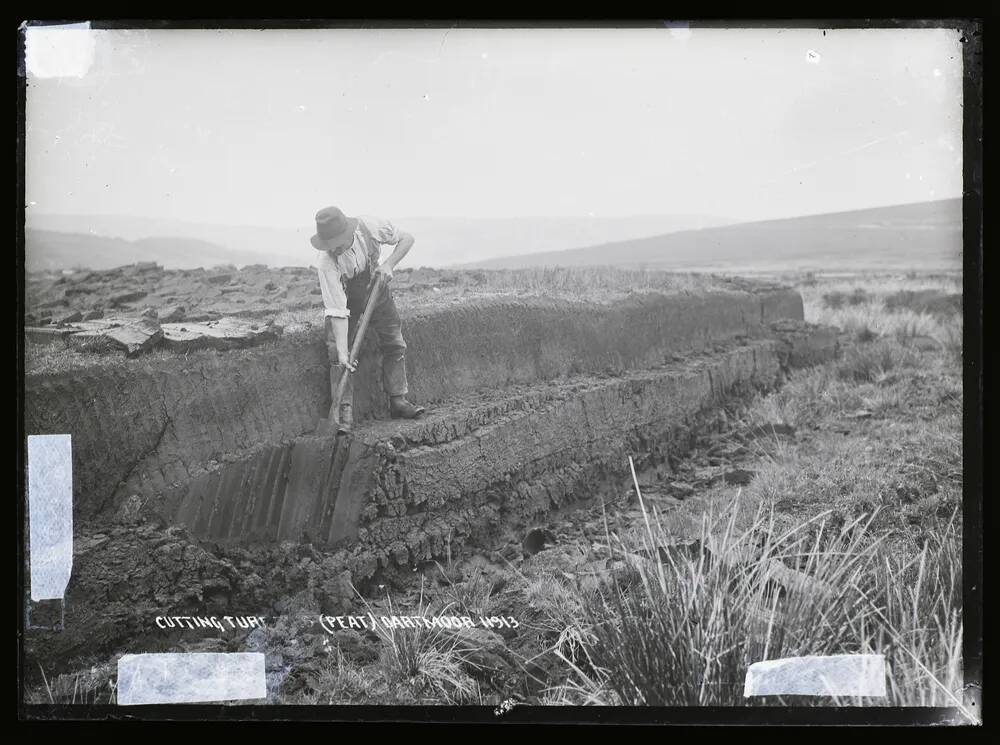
left=311, top=206, right=359, bottom=252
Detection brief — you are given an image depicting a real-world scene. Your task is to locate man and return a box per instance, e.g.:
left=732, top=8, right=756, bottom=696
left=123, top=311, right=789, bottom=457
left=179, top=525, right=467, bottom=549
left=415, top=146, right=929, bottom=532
left=311, top=205, right=426, bottom=431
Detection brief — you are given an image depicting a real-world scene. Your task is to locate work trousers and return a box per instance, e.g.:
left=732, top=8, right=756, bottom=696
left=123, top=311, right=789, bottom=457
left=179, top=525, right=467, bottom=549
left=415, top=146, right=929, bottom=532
left=324, top=270, right=409, bottom=404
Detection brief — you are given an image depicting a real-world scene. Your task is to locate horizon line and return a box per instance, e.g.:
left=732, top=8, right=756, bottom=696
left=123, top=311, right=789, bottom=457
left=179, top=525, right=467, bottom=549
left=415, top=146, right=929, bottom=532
left=23, top=195, right=962, bottom=233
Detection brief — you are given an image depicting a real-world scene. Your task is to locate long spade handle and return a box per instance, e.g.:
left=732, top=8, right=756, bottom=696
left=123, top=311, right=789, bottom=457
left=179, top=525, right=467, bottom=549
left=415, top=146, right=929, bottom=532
left=333, top=275, right=384, bottom=411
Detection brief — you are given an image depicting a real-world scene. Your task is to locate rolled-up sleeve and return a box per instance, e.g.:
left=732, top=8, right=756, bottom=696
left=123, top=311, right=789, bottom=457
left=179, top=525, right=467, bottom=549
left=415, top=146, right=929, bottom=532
left=317, top=251, right=350, bottom=318
left=369, top=216, right=401, bottom=245
left=359, top=216, right=401, bottom=266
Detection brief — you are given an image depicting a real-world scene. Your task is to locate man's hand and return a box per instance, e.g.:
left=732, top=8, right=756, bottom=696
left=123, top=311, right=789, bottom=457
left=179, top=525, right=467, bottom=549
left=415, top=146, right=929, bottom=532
left=338, top=353, right=358, bottom=373
left=376, top=232, right=413, bottom=286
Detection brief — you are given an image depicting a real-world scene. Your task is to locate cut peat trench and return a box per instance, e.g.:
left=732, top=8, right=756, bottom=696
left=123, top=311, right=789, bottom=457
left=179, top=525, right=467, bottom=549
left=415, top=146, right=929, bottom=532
left=172, top=339, right=787, bottom=550
left=23, top=287, right=838, bottom=674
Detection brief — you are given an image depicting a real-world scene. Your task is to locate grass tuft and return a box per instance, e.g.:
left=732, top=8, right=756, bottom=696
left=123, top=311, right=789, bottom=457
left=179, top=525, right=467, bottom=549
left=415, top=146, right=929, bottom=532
left=361, top=582, right=482, bottom=705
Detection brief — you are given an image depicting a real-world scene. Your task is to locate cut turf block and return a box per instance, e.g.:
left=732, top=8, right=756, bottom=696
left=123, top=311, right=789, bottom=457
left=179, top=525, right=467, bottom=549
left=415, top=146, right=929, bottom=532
left=161, top=319, right=281, bottom=352
left=25, top=327, right=75, bottom=346
left=104, top=317, right=164, bottom=356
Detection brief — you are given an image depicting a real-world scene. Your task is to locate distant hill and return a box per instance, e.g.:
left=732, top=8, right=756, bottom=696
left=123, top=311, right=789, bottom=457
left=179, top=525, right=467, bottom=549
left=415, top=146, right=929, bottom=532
left=24, top=218, right=310, bottom=271
left=461, top=199, right=964, bottom=272
left=24, top=213, right=735, bottom=271
left=26, top=202, right=960, bottom=274
left=24, top=229, right=277, bottom=272
left=395, top=214, right=736, bottom=266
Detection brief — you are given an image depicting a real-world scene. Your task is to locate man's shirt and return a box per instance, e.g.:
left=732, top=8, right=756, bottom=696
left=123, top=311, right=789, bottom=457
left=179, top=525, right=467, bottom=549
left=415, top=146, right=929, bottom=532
left=317, top=215, right=400, bottom=318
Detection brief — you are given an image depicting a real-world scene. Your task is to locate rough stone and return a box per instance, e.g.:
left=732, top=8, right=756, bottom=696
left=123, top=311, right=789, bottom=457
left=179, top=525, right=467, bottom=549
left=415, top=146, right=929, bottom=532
left=724, top=468, right=756, bottom=486
left=109, top=290, right=148, bottom=306
left=105, top=317, right=164, bottom=356
left=64, top=286, right=96, bottom=297
left=157, top=304, right=186, bottom=322
left=125, top=261, right=161, bottom=275
left=56, top=311, right=84, bottom=325
left=907, top=335, right=942, bottom=351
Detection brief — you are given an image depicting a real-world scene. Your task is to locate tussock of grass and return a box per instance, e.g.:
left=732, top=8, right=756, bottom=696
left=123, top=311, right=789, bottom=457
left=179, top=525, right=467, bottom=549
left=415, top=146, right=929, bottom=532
left=579, top=494, right=883, bottom=706
left=524, top=575, right=586, bottom=630
left=435, top=561, right=503, bottom=619
left=836, top=340, right=923, bottom=383
left=746, top=338, right=958, bottom=431
left=25, top=664, right=117, bottom=705
left=361, top=585, right=482, bottom=705
left=294, top=644, right=375, bottom=705
left=745, top=366, right=865, bottom=427
left=869, top=515, right=964, bottom=707
left=288, top=578, right=491, bottom=705
left=555, top=493, right=966, bottom=713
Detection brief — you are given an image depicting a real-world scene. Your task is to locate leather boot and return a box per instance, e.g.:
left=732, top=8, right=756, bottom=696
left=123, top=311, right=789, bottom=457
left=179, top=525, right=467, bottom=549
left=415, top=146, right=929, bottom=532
left=389, top=398, right=425, bottom=419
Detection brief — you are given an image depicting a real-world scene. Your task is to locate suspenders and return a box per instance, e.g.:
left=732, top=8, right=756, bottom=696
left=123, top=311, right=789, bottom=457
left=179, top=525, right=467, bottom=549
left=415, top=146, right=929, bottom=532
left=339, top=218, right=382, bottom=294
left=355, top=218, right=383, bottom=270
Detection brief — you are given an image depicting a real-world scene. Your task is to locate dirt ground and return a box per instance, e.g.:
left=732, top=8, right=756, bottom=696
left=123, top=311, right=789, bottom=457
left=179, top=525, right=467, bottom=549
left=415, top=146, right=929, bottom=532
left=22, top=270, right=965, bottom=710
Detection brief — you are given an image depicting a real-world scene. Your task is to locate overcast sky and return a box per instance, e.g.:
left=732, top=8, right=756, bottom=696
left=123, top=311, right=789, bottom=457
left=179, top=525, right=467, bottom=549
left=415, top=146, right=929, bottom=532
left=25, top=26, right=963, bottom=228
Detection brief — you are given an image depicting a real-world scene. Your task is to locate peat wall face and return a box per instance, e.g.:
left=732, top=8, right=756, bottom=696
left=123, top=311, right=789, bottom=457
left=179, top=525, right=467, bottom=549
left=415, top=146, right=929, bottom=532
left=25, top=289, right=803, bottom=522
left=150, top=339, right=784, bottom=548
left=398, top=290, right=802, bottom=406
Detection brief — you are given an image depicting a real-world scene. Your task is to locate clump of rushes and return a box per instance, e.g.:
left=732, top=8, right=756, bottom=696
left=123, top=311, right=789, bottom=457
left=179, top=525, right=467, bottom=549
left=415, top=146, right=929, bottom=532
left=835, top=339, right=922, bottom=383
left=26, top=664, right=117, bottom=705
left=359, top=581, right=482, bottom=705
left=435, top=560, right=503, bottom=619
left=867, top=511, right=965, bottom=708
left=556, top=459, right=968, bottom=714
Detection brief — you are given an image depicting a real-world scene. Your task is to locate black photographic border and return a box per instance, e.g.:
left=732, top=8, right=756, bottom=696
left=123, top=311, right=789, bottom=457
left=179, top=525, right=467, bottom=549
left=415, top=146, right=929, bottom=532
left=15, top=15, right=985, bottom=727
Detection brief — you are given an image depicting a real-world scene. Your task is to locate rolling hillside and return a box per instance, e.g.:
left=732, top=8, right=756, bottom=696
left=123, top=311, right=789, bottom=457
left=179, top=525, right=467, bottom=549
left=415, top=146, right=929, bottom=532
left=462, top=199, right=963, bottom=272
left=23, top=229, right=276, bottom=272
left=24, top=213, right=734, bottom=271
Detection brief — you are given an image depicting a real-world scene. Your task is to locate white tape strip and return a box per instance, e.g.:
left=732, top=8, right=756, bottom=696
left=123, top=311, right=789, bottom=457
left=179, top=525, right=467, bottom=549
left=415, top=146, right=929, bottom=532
left=27, top=434, right=73, bottom=601
left=744, top=654, right=886, bottom=697
left=25, top=22, right=96, bottom=79
left=117, top=653, right=267, bottom=705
